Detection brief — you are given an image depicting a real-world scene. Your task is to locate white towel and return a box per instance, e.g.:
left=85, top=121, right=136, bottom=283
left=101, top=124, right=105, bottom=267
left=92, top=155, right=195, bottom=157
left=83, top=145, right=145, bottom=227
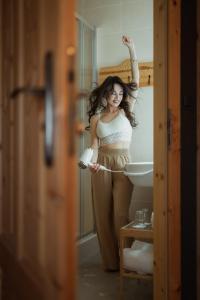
left=123, top=240, right=153, bottom=274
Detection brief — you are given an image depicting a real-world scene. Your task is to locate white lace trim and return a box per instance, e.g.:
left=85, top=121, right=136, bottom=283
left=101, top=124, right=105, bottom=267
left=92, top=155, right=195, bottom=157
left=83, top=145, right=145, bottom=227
left=100, top=131, right=131, bottom=145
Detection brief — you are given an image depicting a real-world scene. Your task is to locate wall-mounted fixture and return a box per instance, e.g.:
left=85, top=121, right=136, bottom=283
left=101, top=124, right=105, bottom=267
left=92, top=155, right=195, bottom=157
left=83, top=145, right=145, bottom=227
left=99, top=60, right=153, bottom=87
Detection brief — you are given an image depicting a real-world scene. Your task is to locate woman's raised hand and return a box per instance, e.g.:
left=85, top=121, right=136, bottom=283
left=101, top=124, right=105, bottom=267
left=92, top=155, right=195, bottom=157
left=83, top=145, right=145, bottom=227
left=122, top=35, right=134, bottom=49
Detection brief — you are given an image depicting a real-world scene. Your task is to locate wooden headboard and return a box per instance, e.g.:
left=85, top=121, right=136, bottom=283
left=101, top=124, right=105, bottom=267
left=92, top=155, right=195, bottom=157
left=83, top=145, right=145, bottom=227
left=99, top=59, right=153, bottom=87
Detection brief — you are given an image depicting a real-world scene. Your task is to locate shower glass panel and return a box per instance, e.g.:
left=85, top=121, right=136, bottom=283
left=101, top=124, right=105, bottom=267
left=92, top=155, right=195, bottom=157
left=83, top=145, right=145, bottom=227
left=76, top=17, right=97, bottom=238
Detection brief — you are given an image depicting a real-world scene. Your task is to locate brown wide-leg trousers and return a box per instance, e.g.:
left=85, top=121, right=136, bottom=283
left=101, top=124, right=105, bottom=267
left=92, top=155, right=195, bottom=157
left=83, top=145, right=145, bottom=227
left=92, top=148, right=133, bottom=270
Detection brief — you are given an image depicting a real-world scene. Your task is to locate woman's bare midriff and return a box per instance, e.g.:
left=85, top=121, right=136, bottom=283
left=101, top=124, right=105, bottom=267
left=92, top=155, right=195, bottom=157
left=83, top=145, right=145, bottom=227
left=99, top=142, right=130, bottom=149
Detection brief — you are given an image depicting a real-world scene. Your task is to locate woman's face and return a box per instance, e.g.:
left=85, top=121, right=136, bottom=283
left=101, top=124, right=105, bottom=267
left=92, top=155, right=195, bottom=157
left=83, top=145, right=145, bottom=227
left=107, top=83, right=123, bottom=108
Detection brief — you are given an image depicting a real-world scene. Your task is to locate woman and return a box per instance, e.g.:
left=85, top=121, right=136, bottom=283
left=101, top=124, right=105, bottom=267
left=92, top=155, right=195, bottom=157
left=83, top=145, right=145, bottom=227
left=87, top=36, right=139, bottom=271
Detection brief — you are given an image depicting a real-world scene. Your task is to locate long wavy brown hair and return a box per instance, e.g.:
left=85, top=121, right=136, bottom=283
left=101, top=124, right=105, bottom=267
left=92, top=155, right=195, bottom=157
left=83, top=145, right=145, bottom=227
left=86, top=76, right=138, bottom=129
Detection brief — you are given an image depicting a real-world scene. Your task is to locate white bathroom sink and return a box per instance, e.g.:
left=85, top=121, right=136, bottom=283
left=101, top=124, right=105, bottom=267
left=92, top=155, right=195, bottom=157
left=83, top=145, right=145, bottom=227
left=124, top=162, right=153, bottom=187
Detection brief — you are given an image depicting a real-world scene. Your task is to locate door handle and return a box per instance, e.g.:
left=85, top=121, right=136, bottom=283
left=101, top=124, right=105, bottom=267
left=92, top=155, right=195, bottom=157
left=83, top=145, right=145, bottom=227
left=10, top=51, right=54, bottom=167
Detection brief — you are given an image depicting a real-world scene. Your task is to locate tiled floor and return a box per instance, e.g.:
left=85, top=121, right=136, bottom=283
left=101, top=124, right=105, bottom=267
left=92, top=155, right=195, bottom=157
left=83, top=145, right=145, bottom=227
left=78, top=235, right=153, bottom=300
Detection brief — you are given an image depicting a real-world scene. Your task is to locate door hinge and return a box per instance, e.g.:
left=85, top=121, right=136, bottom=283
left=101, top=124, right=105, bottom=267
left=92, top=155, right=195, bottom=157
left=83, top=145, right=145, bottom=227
left=167, top=108, right=172, bottom=148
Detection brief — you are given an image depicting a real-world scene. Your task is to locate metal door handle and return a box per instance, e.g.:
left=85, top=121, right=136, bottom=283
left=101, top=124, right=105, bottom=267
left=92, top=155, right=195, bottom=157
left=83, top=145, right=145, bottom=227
left=10, top=51, right=54, bottom=167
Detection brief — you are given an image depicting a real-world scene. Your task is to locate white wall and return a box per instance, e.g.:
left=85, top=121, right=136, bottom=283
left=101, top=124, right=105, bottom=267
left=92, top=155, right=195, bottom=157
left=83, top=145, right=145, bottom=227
left=76, top=0, right=153, bottom=162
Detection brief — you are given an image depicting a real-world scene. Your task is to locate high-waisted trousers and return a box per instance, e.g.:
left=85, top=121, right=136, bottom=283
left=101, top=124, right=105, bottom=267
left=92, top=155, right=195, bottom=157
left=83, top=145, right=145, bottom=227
left=92, top=148, right=133, bottom=270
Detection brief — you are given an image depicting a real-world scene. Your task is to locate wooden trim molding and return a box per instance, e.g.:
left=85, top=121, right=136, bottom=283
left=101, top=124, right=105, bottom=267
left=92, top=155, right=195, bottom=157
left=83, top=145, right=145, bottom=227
left=99, top=59, right=153, bottom=87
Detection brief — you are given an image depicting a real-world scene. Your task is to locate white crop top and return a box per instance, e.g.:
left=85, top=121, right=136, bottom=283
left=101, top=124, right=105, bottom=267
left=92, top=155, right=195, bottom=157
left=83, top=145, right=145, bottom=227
left=96, top=111, right=132, bottom=145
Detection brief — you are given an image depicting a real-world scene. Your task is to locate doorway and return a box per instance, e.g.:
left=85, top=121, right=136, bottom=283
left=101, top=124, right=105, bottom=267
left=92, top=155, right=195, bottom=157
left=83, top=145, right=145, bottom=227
left=76, top=0, right=182, bottom=299
left=0, top=0, right=185, bottom=299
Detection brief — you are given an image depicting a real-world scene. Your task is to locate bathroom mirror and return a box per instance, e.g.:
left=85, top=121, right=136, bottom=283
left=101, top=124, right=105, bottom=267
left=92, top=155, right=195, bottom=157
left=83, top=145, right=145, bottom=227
left=76, top=0, right=153, bottom=299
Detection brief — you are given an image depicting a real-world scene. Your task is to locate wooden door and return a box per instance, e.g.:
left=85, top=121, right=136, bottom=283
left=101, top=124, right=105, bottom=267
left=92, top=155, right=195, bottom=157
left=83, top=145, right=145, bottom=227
left=0, top=0, right=77, bottom=299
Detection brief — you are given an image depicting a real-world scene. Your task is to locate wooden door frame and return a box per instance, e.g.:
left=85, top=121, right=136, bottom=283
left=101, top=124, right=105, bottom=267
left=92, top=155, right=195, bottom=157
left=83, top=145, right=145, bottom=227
left=154, top=1, right=181, bottom=299
left=154, top=0, right=168, bottom=298
left=197, top=0, right=200, bottom=298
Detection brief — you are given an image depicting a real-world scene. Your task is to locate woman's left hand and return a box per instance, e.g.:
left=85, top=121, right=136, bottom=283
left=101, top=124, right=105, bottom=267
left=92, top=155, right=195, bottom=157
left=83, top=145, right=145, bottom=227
left=89, top=163, right=101, bottom=173
left=122, top=35, right=134, bottom=48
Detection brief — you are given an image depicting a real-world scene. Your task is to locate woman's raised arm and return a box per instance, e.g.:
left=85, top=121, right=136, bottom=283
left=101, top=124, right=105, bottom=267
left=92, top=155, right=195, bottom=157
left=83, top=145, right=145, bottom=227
left=122, top=35, right=139, bottom=111
left=122, top=35, right=139, bottom=87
